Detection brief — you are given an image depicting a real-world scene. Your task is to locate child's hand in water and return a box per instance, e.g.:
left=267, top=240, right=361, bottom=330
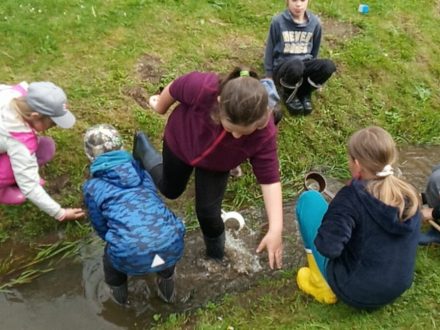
left=257, top=230, right=283, bottom=270
left=149, top=95, right=159, bottom=110
left=59, top=208, right=85, bottom=221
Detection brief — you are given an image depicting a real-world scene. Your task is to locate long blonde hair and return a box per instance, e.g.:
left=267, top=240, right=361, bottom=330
left=348, top=126, right=419, bottom=221
left=10, top=96, right=34, bottom=121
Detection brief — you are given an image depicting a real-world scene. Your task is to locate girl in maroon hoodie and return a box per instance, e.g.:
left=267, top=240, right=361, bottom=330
left=134, top=67, right=283, bottom=270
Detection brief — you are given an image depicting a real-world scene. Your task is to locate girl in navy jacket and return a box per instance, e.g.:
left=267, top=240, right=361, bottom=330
left=295, top=126, right=421, bottom=309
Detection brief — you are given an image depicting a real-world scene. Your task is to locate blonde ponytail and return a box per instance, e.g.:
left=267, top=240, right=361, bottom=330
left=349, top=126, right=419, bottom=221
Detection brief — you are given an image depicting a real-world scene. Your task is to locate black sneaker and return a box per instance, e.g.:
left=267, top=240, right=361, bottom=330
left=109, top=282, right=128, bottom=305
left=285, top=97, right=304, bottom=115
left=301, top=94, right=313, bottom=115
left=156, top=274, right=176, bottom=303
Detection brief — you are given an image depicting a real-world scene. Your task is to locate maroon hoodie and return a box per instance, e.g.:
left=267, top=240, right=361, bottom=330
left=164, top=72, right=280, bottom=184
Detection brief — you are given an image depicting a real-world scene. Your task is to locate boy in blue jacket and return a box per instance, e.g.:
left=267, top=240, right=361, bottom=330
left=83, top=124, right=185, bottom=305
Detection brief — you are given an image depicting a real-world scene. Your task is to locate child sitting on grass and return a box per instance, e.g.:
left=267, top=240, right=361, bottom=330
left=264, top=0, right=336, bottom=115
left=82, top=124, right=185, bottom=305
left=295, top=126, right=420, bottom=309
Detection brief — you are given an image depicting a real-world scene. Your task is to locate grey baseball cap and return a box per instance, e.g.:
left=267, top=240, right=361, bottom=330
left=26, top=82, right=76, bottom=129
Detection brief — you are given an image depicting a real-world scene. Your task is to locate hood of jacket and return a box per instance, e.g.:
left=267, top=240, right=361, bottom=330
left=0, top=86, right=31, bottom=136
left=351, top=179, right=419, bottom=235
left=90, top=150, right=142, bottom=188
left=281, top=9, right=318, bottom=28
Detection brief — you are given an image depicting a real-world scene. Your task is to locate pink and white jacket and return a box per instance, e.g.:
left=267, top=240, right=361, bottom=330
left=0, top=82, right=63, bottom=218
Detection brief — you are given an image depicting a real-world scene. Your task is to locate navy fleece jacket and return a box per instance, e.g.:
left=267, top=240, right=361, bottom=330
left=315, top=179, right=421, bottom=309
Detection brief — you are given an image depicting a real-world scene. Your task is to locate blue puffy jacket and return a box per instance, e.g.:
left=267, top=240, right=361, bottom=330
left=83, top=150, right=185, bottom=275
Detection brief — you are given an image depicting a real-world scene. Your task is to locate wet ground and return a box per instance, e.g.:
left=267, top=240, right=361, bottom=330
left=1, top=145, right=439, bottom=329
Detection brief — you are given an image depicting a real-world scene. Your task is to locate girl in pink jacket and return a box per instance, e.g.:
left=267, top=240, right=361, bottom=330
left=0, top=81, right=84, bottom=221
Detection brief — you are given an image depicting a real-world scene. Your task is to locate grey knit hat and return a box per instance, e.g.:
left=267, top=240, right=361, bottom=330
left=83, top=124, right=123, bottom=161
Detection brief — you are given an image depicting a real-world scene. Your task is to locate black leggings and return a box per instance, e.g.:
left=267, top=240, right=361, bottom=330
left=103, top=250, right=175, bottom=286
left=150, top=141, right=229, bottom=238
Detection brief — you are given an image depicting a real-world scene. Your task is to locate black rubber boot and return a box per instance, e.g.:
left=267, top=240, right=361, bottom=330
left=203, top=232, right=225, bottom=260
left=132, top=131, right=162, bottom=172
left=301, top=93, right=313, bottom=115
left=109, top=282, right=128, bottom=305
left=156, top=273, right=176, bottom=303
left=285, top=96, right=304, bottom=115
left=279, top=78, right=304, bottom=116
left=298, top=78, right=319, bottom=115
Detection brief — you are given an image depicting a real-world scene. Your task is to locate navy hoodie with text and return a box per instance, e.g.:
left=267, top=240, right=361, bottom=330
left=315, top=179, right=421, bottom=309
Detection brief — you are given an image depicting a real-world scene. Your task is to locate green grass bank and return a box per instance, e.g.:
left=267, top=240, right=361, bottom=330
left=1, top=0, right=440, bottom=328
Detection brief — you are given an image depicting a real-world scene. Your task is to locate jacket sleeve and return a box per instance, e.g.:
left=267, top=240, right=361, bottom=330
left=249, top=124, right=280, bottom=184
left=264, top=18, right=279, bottom=78
left=83, top=182, right=108, bottom=240
left=311, top=21, right=322, bottom=58
left=314, top=188, right=356, bottom=259
left=6, top=137, right=62, bottom=218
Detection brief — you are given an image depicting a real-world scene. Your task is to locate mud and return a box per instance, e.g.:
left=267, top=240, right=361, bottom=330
left=1, top=145, right=439, bottom=329
left=322, top=17, right=361, bottom=48
left=0, top=205, right=304, bottom=330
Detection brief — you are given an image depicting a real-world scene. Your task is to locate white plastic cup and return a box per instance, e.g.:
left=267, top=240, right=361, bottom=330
left=358, top=4, right=369, bottom=14
left=221, top=210, right=245, bottom=231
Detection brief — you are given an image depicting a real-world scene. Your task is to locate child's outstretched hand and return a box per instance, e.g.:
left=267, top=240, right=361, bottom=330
left=256, top=230, right=283, bottom=270
left=60, top=208, right=85, bottom=221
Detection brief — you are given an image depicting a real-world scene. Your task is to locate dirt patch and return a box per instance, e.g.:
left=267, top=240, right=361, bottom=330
left=46, top=174, right=70, bottom=195
left=135, top=54, right=164, bottom=84
left=124, top=54, right=166, bottom=109
left=123, top=85, right=150, bottom=109
left=202, top=34, right=264, bottom=72
left=125, top=19, right=359, bottom=107
left=321, top=17, right=361, bottom=48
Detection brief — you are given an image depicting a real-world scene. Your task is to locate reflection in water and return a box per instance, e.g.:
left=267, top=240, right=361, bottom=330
left=398, top=145, right=440, bottom=193
left=0, top=208, right=304, bottom=329
left=1, top=145, right=439, bottom=329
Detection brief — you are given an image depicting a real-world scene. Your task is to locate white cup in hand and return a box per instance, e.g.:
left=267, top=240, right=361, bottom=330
left=149, top=95, right=159, bottom=110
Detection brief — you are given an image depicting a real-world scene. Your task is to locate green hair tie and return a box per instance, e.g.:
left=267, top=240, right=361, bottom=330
left=240, top=70, right=250, bottom=77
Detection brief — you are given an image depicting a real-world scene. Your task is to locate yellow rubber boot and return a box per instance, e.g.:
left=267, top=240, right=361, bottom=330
left=296, top=253, right=337, bottom=304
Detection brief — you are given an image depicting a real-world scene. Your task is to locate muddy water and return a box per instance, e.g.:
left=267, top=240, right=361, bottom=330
left=1, top=145, right=439, bottom=330
left=0, top=207, right=304, bottom=330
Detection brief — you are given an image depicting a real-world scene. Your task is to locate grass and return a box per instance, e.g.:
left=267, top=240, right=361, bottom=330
left=0, top=0, right=439, bottom=328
